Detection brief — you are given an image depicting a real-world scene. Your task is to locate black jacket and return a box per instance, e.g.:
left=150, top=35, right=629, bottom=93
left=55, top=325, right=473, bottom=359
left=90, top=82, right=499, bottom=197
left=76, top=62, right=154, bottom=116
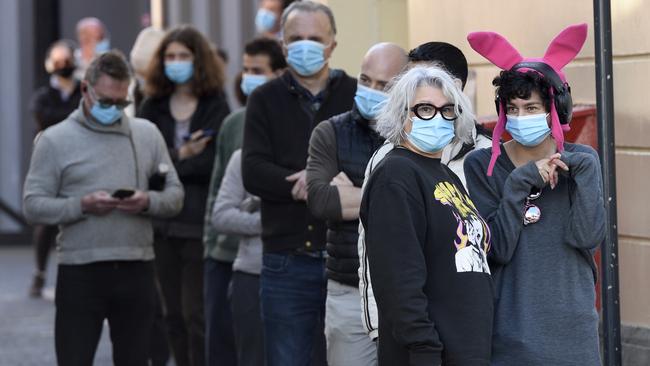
left=307, top=107, right=384, bottom=286
left=31, top=81, right=82, bottom=131
left=242, top=70, right=357, bottom=252
left=138, top=92, right=230, bottom=239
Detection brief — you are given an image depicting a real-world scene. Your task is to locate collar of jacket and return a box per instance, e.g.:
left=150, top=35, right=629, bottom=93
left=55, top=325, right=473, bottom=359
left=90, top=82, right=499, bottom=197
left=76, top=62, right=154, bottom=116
left=281, top=68, right=344, bottom=99
left=72, top=99, right=131, bottom=136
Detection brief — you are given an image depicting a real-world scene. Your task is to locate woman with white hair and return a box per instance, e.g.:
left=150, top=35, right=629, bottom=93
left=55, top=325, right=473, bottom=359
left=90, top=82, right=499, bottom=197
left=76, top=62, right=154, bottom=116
left=359, top=65, right=493, bottom=365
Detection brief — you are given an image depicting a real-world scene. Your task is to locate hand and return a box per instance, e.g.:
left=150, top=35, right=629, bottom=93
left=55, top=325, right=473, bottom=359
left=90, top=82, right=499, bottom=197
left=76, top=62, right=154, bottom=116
left=116, top=190, right=150, bottom=214
left=535, top=153, right=569, bottom=189
left=178, top=129, right=212, bottom=160
left=330, top=171, right=354, bottom=187
left=286, top=170, right=307, bottom=201
left=81, top=191, right=120, bottom=215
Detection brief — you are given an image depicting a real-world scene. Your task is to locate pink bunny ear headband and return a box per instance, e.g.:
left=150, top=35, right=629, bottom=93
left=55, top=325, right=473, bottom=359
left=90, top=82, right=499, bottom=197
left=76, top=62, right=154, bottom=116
left=467, top=23, right=588, bottom=176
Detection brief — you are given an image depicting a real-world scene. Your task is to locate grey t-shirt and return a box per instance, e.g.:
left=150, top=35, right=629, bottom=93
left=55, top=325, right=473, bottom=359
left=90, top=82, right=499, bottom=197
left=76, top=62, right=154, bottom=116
left=463, top=142, right=605, bottom=365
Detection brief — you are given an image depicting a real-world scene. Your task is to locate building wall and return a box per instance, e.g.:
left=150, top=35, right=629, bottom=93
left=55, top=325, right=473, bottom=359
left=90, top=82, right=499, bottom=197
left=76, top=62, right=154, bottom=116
left=329, top=0, right=650, bottom=355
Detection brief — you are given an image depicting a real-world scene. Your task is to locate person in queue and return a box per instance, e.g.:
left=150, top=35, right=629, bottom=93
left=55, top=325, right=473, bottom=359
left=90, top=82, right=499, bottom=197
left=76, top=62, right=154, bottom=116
left=254, top=0, right=297, bottom=38
left=138, top=25, right=230, bottom=366
left=241, top=1, right=357, bottom=365
left=23, top=50, right=184, bottom=366
left=357, top=41, right=492, bottom=342
left=360, top=65, right=494, bottom=365
left=74, top=17, right=110, bottom=79
left=202, top=37, right=285, bottom=366
left=305, top=42, right=407, bottom=365
left=464, top=23, right=604, bottom=365
left=28, top=39, right=82, bottom=298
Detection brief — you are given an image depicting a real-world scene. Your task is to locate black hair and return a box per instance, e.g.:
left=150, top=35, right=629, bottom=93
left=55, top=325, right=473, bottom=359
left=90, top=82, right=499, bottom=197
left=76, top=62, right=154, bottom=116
left=244, top=37, right=287, bottom=71
left=493, top=70, right=552, bottom=112
left=283, top=0, right=298, bottom=9
left=408, top=42, right=468, bottom=89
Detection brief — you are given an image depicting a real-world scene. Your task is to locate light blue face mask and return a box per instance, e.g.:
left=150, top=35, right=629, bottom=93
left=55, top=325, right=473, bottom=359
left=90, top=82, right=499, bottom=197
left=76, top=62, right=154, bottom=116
left=95, top=38, right=110, bottom=54
left=286, top=40, right=327, bottom=77
left=165, top=61, right=194, bottom=84
left=354, top=84, right=388, bottom=120
left=506, top=113, right=551, bottom=146
left=91, top=103, right=122, bottom=125
left=240, top=74, right=269, bottom=96
left=255, top=8, right=277, bottom=33
left=87, top=87, right=122, bottom=125
left=406, top=115, right=455, bottom=153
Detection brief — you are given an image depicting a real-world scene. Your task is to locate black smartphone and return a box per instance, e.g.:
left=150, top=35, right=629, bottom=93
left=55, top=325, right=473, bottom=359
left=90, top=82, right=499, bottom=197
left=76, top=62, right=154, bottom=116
left=183, top=129, right=217, bottom=141
left=112, top=189, right=135, bottom=199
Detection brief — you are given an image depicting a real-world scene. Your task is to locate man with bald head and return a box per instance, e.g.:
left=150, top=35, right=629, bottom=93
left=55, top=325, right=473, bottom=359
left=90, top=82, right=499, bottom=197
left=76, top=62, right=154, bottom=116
left=306, top=42, right=408, bottom=365
left=241, top=1, right=356, bottom=365
left=75, top=17, right=109, bottom=79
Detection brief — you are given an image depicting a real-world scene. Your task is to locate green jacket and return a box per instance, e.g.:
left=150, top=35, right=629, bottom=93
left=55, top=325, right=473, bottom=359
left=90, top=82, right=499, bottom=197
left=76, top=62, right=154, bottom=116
left=203, top=108, right=246, bottom=261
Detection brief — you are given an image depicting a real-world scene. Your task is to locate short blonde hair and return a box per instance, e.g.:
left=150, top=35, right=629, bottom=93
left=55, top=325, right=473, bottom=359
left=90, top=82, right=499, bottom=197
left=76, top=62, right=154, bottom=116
left=376, top=64, right=475, bottom=146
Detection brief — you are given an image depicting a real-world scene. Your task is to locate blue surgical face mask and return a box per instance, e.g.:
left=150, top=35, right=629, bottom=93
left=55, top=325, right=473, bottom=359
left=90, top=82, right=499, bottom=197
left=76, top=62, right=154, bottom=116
left=95, top=38, right=110, bottom=54
left=406, top=115, right=455, bottom=153
left=506, top=113, right=551, bottom=147
left=286, top=40, right=327, bottom=77
left=91, top=103, right=122, bottom=125
left=255, top=8, right=277, bottom=33
left=87, top=87, right=123, bottom=125
left=165, top=61, right=194, bottom=84
left=240, top=74, right=269, bottom=96
left=354, top=84, right=388, bottom=120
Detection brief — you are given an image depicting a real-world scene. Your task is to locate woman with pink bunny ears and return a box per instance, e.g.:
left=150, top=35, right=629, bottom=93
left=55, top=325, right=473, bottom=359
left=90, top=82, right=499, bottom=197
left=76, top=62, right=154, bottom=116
left=463, top=24, right=606, bottom=365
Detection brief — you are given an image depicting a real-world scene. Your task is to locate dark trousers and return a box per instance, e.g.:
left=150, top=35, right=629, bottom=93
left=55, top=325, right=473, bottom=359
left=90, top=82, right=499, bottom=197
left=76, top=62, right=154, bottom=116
left=260, top=253, right=327, bottom=366
left=33, top=224, right=57, bottom=272
left=154, top=237, right=205, bottom=366
left=55, top=261, right=155, bottom=366
left=230, top=271, right=264, bottom=366
left=204, top=258, right=237, bottom=366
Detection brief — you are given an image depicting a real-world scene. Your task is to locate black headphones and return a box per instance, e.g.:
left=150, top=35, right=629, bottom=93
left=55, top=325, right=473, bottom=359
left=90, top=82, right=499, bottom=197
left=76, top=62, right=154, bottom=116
left=494, top=61, right=573, bottom=125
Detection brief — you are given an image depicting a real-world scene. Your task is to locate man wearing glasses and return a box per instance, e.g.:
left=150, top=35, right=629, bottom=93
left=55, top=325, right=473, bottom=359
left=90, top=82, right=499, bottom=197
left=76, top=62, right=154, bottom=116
left=23, top=51, right=184, bottom=366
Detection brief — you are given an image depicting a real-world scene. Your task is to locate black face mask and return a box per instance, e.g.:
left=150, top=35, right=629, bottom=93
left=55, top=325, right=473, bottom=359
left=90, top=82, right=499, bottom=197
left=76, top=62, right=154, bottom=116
left=52, top=65, right=75, bottom=78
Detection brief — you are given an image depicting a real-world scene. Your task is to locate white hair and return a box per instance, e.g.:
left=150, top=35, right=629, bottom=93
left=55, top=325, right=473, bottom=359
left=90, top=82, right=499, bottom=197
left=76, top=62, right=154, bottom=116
left=376, top=64, right=475, bottom=146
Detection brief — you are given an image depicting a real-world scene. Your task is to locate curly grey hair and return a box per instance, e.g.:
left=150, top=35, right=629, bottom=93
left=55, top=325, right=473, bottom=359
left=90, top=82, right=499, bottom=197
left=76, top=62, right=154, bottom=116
left=376, top=64, right=475, bottom=146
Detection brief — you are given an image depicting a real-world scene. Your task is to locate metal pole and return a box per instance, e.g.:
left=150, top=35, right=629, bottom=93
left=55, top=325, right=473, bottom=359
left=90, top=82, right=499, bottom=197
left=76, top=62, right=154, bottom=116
left=593, top=0, right=622, bottom=364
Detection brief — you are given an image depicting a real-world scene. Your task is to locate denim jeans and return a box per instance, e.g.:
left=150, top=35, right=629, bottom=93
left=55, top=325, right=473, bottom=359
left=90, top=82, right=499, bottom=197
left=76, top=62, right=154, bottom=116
left=204, top=257, right=236, bottom=366
left=55, top=261, right=155, bottom=366
left=260, top=252, right=327, bottom=366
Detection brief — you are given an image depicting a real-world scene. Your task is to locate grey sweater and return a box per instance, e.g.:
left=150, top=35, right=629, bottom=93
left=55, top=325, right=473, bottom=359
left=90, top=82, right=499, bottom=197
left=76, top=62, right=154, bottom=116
left=463, top=143, right=605, bottom=366
left=211, top=150, right=262, bottom=275
left=23, top=105, right=184, bottom=264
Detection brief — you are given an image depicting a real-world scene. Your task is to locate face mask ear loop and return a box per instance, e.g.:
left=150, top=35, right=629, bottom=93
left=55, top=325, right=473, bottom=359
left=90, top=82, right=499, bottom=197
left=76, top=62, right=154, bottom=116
left=487, top=102, right=507, bottom=176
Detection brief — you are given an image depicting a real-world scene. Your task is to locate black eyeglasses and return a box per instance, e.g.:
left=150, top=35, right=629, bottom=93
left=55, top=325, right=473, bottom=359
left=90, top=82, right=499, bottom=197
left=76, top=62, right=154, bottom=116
left=88, top=86, right=132, bottom=110
left=408, top=103, right=461, bottom=121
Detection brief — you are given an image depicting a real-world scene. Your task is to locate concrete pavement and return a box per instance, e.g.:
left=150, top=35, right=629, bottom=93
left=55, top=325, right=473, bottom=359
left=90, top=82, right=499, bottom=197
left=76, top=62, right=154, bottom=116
left=0, top=245, right=112, bottom=365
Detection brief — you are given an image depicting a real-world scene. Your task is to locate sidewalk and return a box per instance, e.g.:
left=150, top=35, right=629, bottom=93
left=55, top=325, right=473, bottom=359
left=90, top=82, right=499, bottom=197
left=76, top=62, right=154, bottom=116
left=0, top=245, right=112, bottom=365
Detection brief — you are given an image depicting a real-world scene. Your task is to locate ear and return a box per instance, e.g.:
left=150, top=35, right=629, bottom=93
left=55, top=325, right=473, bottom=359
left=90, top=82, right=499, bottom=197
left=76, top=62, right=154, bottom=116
left=543, top=23, right=588, bottom=71
left=467, top=31, right=523, bottom=70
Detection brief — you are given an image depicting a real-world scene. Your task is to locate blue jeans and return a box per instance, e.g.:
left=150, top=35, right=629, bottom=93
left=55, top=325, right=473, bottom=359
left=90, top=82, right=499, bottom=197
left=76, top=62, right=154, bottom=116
left=204, top=258, right=236, bottom=366
left=260, top=252, right=327, bottom=366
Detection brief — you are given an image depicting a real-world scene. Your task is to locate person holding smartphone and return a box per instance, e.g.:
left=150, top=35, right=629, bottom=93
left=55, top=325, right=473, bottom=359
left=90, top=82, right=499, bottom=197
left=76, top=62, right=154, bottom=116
left=23, top=51, right=184, bottom=366
left=138, top=25, right=230, bottom=366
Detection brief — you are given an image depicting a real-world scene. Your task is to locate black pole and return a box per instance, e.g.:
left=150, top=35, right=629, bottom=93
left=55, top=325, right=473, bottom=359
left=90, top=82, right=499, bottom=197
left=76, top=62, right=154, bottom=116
left=593, top=0, right=622, bottom=364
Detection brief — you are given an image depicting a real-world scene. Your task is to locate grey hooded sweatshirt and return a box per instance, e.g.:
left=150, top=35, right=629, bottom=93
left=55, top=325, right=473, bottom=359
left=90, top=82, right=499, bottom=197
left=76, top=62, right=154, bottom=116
left=23, top=104, right=184, bottom=264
